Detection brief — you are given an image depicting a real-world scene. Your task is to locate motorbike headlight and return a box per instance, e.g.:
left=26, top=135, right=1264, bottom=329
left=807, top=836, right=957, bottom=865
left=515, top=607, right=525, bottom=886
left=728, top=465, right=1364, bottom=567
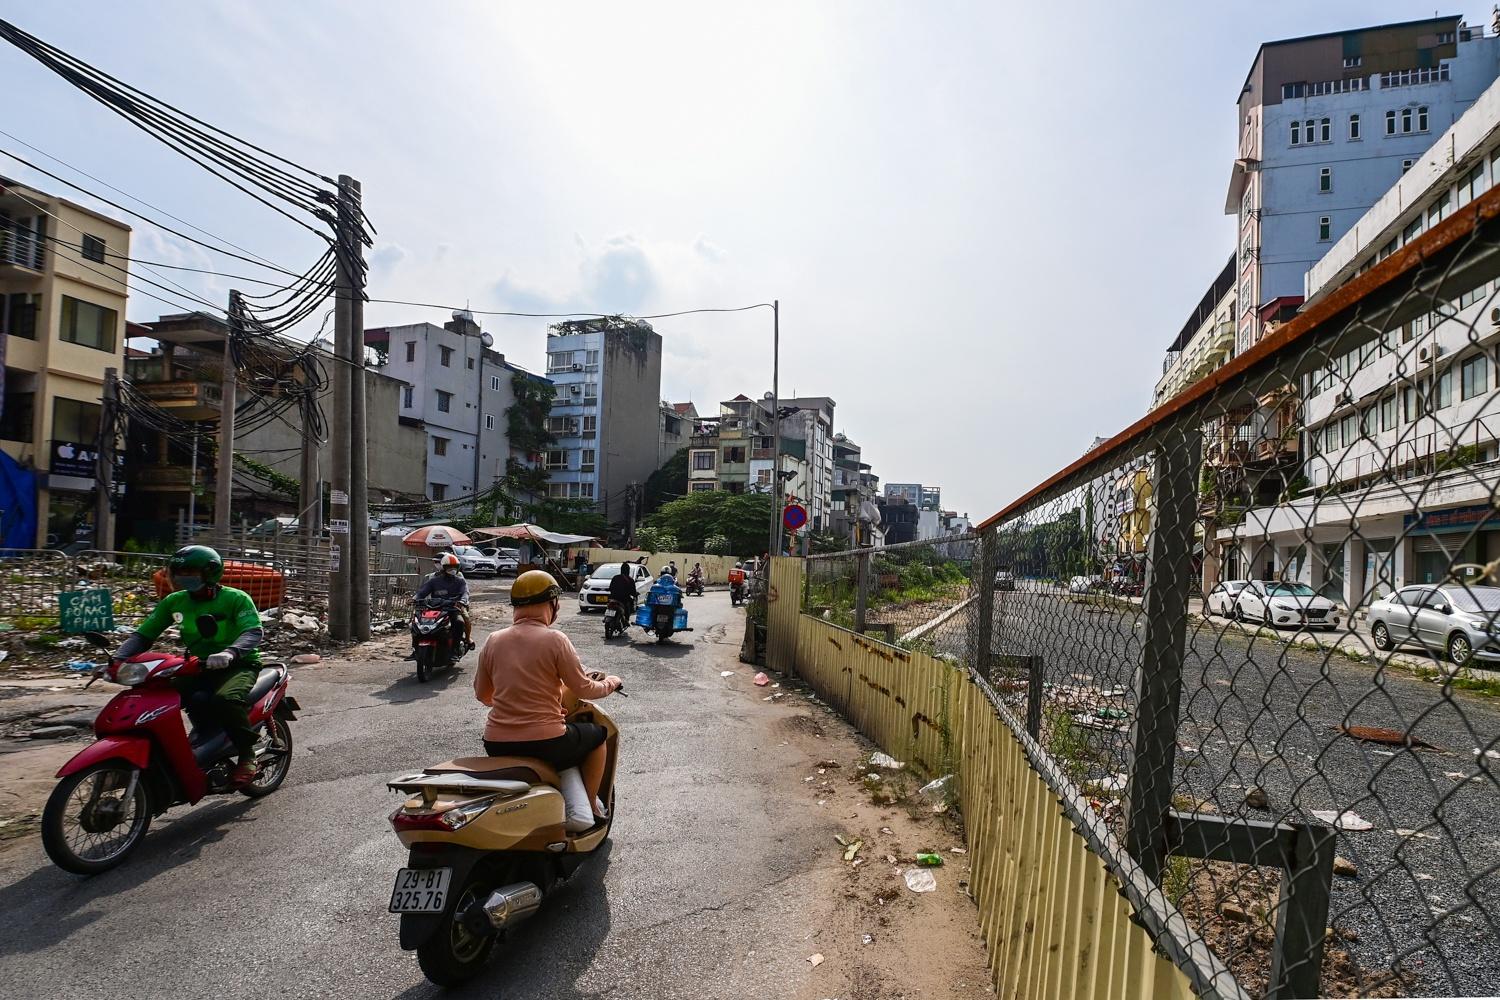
left=115, top=661, right=152, bottom=686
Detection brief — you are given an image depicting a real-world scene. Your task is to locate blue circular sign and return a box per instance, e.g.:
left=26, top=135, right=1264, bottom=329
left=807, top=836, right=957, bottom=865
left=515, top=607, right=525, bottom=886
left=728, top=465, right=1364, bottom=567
left=782, top=503, right=808, bottom=531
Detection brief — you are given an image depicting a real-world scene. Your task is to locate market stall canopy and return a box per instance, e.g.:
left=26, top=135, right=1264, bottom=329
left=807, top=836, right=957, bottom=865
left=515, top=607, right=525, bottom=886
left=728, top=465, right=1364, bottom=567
left=402, top=525, right=471, bottom=548
left=470, top=524, right=600, bottom=547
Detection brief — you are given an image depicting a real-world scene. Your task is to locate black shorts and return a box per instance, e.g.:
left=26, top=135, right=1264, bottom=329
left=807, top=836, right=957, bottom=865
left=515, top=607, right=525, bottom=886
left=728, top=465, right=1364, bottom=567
left=483, top=722, right=607, bottom=771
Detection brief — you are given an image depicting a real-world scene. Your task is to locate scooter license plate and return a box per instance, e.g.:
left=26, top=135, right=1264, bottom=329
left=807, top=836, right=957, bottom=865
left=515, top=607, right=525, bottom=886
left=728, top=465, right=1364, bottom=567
left=388, top=867, right=452, bottom=913
left=604, top=609, right=617, bottom=618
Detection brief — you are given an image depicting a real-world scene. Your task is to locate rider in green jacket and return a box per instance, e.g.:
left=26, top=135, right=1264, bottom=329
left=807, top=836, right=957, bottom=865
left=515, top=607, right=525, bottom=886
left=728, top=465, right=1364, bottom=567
left=114, top=545, right=265, bottom=787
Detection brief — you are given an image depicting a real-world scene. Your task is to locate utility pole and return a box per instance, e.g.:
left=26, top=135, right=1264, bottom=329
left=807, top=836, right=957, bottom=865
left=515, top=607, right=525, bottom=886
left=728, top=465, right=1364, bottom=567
left=95, top=367, right=117, bottom=551
left=328, top=197, right=353, bottom=641
left=768, top=299, right=783, bottom=559
left=343, top=176, right=371, bottom=640
left=214, top=293, right=241, bottom=548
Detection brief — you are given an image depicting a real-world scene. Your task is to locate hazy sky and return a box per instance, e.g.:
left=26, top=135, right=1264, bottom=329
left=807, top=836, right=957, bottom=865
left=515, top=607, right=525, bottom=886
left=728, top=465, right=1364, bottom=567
left=0, top=1, right=1449, bottom=518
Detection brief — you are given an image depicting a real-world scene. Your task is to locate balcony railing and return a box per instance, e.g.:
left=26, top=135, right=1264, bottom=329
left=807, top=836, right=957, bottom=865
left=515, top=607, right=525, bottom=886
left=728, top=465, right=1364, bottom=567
left=0, top=219, right=45, bottom=271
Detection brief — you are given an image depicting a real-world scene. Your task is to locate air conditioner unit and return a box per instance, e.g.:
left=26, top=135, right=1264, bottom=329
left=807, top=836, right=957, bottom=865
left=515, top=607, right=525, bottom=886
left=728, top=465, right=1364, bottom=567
left=571, top=363, right=584, bottom=372
left=1336, top=390, right=1353, bottom=406
left=570, top=385, right=582, bottom=394
left=1418, top=344, right=1445, bottom=363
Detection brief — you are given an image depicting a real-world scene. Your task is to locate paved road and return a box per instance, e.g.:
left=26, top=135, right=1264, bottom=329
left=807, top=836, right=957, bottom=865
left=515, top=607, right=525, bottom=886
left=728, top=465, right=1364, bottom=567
left=977, top=586, right=1500, bottom=996
left=0, top=588, right=839, bottom=1000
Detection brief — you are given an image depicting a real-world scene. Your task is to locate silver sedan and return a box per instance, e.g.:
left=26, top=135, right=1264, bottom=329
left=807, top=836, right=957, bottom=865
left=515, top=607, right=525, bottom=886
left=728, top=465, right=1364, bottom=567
left=1367, top=584, right=1500, bottom=666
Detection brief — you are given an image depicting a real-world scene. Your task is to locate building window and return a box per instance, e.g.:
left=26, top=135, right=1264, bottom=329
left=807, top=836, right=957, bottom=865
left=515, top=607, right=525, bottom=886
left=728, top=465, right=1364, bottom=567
left=1318, top=216, right=1331, bottom=241
left=545, top=449, right=568, bottom=470
left=58, top=295, right=117, bottom=352
left=405, top=341, right=415, bottom=362
left=582, top=381, right=598, bottom=404
left=1418, top=106, right=1428, bottom=132
left=1462, top=355, right=1490, bottom=399
left=439, top=346, right=453, bottom=367
left=580, top=448, right=595, bottom=472
left=466, top=356, right=475, bottom=370
left=1344, top=56, right=1362, bottom=68
left=436, top=390, right=452, bottom=413
left=1401, top=386, right=1424, bottom=422
left=1304, top=119, right=1315, bottom=144
left=547, top=351, right=574, bottom=373
left=51, top=397, right=100, bottom=446
left=0, top=389, right=34, bottom=442
left=430, top=483, right=446, bottom=501
left=1319, top=167, right=1332, bottom=192
left=1323, top=423, right=1339, bottom=452
left=1320, top=117, right=1331, bottom=143
left=1349, top=114, right=1361, bottom=140
left=1340, top=413, right=1357, bottom=447
left=1434, top=368, right=1454, bottom=409
left=1458, top=162, right=1487, bottom=206
left=582, top=415, right=597, bottom=437
left=1428, top=192, right=1450, bottom=228
left=80, top=234, right=106, bottom=263
left=1386, top=110, right=1397, bottom=135
left=579, top=482, right=594, bottom=499
left=481, top=414, right=494, bottom=431
left=1402, top=158, right=1415, bottom=174
left=690, top=481, right=716, bottom=493
left=692, top=450, right=716, bottom=471
left=433, top=436, right=449, bottom=456
left=489, top=374, right=501, bottom=391
left=1290, top=120, right=1301, bottom=145
left=584, top=349, right=599, bottom=371
left=3, top=292, right=38, bottom=339
left=402, top=385, right=413, bottom=408
left=547, top=482, right=568, bottom=499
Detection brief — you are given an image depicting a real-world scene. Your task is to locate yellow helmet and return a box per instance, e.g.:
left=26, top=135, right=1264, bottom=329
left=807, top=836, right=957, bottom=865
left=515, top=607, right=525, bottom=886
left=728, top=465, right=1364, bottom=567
left=510, top=569, right=561, bottom=606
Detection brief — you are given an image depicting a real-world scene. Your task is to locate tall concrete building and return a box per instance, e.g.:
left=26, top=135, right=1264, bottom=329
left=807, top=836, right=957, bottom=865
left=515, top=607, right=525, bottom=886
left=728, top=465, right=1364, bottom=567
left=365, top=311, right=535, bottom=504
left=544, top=317, right=662, bottom=520
left=779, top=396, right=835, bottom=529
left=1227, top=15, right=1500, bottom=355
left=0, top=176, right=131, bottom=547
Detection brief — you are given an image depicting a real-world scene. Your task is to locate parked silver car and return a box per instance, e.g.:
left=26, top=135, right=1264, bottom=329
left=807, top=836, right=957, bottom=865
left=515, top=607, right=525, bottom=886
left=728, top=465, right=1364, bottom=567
left=1367, top=584, right=1500, bottom=666
left=1235, top=580, right=1342, bottom=631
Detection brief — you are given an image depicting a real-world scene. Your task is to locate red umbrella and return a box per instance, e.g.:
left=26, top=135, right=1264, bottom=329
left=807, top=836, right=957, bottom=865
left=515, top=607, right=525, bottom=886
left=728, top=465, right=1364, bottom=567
left=402, top=525, right=471, bottom=548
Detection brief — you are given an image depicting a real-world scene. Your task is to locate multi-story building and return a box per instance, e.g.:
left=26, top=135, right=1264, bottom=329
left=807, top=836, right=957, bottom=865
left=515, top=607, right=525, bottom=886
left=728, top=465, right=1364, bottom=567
left=884, top=482, right=922, bottom=505
left=919, top=485, right=942, bottom=511
left=687, top=414, right=719, bottom=494
left=714, top=394, right=765, bottom=494
left=1227, top=15, right=1500, bottom=355
left=125, top=312, right=428, bottom=539
left=1153, top=256, right=1237, bottom=409
left=660, top=401, right=696, bottom=464
left=365, top=312, right=525, bottom=504
left=1226, top=71, right=1500, bottom=606
left=829, top=433, right=870, bottom=542
left=543, top=317, right=662, bottom=519
left=0, top=177, right=131, bottom=547
left=780, top=396, right=835, bottom=529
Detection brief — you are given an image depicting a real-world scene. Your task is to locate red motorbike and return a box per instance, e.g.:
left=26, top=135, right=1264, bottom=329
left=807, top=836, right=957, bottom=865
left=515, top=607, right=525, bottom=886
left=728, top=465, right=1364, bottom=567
left=41, top=632, right=299, bottom=875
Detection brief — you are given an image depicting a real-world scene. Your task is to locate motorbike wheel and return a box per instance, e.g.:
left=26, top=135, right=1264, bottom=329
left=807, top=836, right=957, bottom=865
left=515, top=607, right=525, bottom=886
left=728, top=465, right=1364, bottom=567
left=417, top=875, right=496, bottom=987
left=655, top=626, right=673, bottom=643
left=42, top=763, right=152, bottom=875
left=241, top=715, right=294, bottom=798
left=416, top=646, right=432, bottom=683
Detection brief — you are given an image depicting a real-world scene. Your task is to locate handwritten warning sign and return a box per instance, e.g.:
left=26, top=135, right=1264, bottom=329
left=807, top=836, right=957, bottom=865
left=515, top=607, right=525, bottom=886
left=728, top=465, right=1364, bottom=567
left=59, top=588, right=114, bottom=633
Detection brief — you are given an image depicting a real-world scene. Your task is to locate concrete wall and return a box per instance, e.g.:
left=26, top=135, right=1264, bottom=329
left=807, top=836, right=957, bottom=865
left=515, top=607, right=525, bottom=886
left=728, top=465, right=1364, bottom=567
left=582, top=548, right=742, bottom=584
left=599, top=328, right=662, bottom=522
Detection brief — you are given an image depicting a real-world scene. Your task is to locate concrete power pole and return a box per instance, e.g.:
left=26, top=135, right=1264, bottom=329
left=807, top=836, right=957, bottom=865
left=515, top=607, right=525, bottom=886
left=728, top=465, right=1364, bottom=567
left=95, top=367, right=118, bottom=551
left=214, top=292, right=242, bottom=548
left=343, top=176, right=371, bottom=641
left=328, top=224, right=353, bottom=640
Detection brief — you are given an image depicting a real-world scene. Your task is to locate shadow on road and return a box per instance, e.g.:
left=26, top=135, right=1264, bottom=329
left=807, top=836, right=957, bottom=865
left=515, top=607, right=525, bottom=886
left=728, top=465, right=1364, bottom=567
left=371, top=661, right=469, bottom=705
left=628, top=640, right=695, bottom=659
left=393, top=841, right=615, bottom=1000
left=0, top=796, right=259, bottom=958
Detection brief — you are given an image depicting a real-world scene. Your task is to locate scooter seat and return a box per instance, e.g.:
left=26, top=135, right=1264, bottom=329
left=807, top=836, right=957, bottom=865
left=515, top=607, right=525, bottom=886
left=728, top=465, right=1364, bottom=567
left=425, top=756, right=561, bottom=788
left=246, top=665, right=286, bottom=703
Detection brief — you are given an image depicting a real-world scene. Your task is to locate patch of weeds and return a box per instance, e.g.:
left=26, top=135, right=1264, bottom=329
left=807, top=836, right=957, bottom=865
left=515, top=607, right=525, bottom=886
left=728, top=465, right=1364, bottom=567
left=1043, top=706, right=1107, bottom=783
left=1163, top=855, right=1191, bottom=907
left=1415, top=665, right=1500, bottom=697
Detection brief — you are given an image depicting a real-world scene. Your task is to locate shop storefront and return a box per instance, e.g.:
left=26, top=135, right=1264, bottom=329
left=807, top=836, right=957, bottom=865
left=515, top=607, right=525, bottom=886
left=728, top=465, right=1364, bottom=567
left=1404, top=505, right=1500, bottom=586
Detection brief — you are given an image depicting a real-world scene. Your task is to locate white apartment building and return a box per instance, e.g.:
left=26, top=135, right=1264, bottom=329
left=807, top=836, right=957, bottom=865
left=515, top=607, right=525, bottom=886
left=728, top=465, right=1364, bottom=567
left=1227, top=15, right=1500, bottom=354
left=1153, top=257, right=1237, bottom=409
left=544, top=317, right=663, bottom=521
left=1224, top=71, right=1500, bottom=606
left=780, top=396, right=835, bottom=529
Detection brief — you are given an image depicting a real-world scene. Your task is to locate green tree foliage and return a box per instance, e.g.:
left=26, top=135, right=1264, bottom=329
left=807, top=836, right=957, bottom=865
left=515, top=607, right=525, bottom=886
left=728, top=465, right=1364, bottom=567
left=233, top=453, right=299, bottom=501
left=635, top=526, right=678, bottom=552
left=703, top=533, right=731, bottom=555
left=642, top=490, right=773, bottom=555
left=995, top=509, right=1089, bottom=579
left=641, top=447, right=688, bottom=517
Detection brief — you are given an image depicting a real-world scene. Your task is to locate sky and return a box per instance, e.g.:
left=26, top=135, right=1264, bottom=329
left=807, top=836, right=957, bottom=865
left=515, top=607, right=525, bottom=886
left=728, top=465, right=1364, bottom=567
left=0, top=0, right=1458, bottom=520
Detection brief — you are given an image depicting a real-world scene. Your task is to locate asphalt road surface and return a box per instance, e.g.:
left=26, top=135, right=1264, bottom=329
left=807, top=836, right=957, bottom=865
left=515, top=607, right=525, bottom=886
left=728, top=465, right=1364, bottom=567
left=0, top=587, right=843, bottom=1000
left=978, top=586, right=1500, bottom=996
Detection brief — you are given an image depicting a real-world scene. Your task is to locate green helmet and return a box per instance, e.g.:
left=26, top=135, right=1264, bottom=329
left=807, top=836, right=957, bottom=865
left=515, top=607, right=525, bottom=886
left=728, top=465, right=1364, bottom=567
left=168, top=545, right=224, bottom=592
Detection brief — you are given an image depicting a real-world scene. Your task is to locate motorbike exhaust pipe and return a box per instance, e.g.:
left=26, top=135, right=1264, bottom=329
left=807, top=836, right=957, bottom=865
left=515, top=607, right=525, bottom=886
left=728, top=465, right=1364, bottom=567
left=481, top=881, right=544, bottom=931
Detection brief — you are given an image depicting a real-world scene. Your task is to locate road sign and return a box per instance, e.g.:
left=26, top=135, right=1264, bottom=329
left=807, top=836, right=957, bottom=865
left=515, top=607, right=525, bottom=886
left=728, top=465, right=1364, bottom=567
left=59, top=588, right=114, bottom=633
left=328, top=518, right=350, bottom=535
left=782, top=503, right=808, bottom=532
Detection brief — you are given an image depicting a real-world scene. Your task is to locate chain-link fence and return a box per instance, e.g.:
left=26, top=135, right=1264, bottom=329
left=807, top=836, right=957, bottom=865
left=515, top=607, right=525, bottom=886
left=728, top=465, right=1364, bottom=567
left=802, top=187, right=1500, bottom=997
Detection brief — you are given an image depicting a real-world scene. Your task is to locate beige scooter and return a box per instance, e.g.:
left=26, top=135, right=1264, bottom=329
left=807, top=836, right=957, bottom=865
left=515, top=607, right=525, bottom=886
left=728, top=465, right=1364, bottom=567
left=386, top=674, right=620, bottom=986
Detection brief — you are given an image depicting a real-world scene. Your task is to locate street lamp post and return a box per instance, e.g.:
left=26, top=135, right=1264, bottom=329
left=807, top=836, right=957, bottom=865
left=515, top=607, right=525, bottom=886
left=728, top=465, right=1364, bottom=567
left=767, top=299, right=782, bottom=560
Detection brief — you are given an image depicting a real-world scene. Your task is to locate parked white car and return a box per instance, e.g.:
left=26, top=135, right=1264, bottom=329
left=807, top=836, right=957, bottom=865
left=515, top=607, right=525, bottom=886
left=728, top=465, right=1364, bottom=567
left=451, top=545, right=500, bottom=577
left=578, top=562, right=654, bottom=611
left=1206, top=580, right=1251, bottom=617
left=476, top=545, right=521, bottom=575
left=1367, top=584, right=1500, bottom=666
left=1234, top=580, right=1342, bottom=631
left=1068, top=575, right=1104, bottom=594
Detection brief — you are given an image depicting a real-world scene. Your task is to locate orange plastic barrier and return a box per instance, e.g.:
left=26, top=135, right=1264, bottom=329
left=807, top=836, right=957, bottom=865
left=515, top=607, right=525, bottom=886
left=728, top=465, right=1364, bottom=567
left=152, top=560, right=287, bottom=610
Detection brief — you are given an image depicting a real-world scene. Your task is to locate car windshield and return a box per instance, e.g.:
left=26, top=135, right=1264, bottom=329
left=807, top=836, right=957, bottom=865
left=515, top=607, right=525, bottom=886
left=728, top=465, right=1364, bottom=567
left=589, top=565, right=623, bottom=580
left=1267, top=583, right=1316, bottom=597
left=453, top=546, right=479, bottom=556
left=1448, top=587, right=1500, bottom=613
left=1226, top=581, right=1246, bottom=592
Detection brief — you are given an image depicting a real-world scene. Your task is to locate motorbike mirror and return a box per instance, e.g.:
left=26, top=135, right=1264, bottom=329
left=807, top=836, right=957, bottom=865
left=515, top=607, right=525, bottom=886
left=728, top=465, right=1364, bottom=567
left=82, top=631, right=111, bottom=648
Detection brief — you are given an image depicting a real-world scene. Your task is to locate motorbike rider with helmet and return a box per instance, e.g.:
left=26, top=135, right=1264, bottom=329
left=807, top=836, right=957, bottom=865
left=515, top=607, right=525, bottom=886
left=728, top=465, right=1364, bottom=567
left=607, top=561, right=638, bottom=616
left=414, top=552, right=471, bottom=651
left=474, top=570, right=623, bottom=822
left=112, top=545, right=265, bottom=788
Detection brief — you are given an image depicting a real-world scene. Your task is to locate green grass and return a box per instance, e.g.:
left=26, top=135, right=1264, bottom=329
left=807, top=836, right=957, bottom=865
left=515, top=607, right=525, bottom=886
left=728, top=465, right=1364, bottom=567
left=1414, top=666, right=1500, bottom=697
left=1162, top=855, right=1192, bottom=907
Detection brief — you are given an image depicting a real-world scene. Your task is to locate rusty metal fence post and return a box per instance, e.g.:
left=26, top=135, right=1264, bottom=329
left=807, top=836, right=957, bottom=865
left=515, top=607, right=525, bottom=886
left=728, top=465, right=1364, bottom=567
left=853, top=549, right=869, bottom=634
left=1122, top=420, right=1200, bottom=885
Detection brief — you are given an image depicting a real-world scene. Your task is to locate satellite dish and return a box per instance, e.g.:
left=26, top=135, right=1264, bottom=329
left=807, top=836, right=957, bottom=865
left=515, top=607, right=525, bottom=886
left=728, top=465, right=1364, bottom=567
left=480, top=331, right=494, bottom=348
left=859, top=500, right=882, bottom=525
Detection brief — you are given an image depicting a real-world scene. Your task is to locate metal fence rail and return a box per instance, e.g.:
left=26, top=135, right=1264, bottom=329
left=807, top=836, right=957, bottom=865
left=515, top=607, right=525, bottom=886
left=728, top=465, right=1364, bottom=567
left=790, top=181, right=1500, bottom=997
